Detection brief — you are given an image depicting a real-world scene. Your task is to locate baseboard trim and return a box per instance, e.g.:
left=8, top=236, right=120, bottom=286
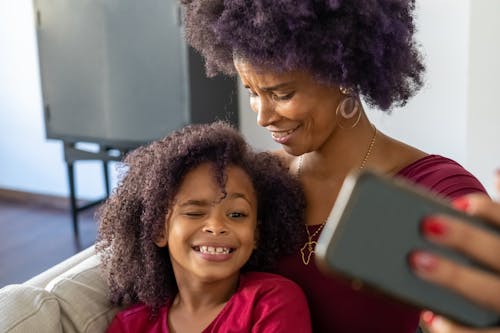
left=0, top=188, right=72, bottom=211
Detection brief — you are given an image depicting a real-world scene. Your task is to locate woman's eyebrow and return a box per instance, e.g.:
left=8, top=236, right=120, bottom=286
left=245, top=81, right=294, bottom=92
left=260, top=82, right=294, bottom=92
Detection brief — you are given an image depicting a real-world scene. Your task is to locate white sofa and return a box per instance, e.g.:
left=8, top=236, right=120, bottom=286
left=0, top=246, right=121, bottom=333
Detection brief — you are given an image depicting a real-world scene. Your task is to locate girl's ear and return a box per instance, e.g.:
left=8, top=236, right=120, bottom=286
left=154, top=213, right=170, bottom=247
left=154, top=232, right=168, bottom=247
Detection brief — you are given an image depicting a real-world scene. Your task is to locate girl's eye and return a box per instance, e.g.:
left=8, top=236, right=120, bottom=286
left=271, top=92, right=294, bottom=101
left=228, top=212, right=247, bottom=219
left=184, top=212, right=205, bottom=218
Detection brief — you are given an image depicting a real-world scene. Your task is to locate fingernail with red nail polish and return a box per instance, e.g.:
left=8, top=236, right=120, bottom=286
left=408, top=251, right=439, bottom=273
left=421, top=310, right=436, bottom=326
left=452, top=197, right=469, bottom=211
left=421, top=217, right=447, bottom=238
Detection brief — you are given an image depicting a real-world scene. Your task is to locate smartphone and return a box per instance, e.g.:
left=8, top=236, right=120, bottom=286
left=315, top=169, right=500, bottom=327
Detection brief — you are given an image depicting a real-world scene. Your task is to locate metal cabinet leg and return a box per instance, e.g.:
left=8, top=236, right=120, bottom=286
left=102, top=160, right=110, bottom=197
left=64, top=143, right=126, bottom=242
left=66, top=161, right=80, bottom=239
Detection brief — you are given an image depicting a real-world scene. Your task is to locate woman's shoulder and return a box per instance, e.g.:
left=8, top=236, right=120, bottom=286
left=396, top=155, right=487, bottom=199
left=397, top=154, right=474, bottom=178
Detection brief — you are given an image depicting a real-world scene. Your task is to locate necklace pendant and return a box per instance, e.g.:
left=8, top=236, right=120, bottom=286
left=300, top=241, right=317, bottom=265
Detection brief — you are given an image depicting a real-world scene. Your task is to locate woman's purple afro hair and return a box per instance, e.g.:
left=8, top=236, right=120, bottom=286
left=181, top=0, right=425, bottom=110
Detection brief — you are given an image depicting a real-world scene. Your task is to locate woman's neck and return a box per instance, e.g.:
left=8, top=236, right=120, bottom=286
left=299, top=114, right=378, bottom=180
left=283, top=112, right=426, bottom=226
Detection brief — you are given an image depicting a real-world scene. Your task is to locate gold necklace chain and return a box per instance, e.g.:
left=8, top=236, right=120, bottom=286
left=300, top=223, right=326, bottom=265
left=359, top=125, right=377, bottom=170
left=297, top=124, right=378, bottom=265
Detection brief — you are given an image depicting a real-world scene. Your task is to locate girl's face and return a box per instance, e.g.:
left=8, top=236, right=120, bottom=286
left=235, top=60, right=342, bottom=156
left=156, top=163, right=258, bottom=285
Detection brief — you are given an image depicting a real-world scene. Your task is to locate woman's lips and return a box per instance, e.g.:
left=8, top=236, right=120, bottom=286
left=270, top=126, right=299, bottom=144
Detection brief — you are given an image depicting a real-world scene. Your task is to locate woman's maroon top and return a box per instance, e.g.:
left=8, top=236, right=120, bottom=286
left=274, top=155, right=487, bottom=333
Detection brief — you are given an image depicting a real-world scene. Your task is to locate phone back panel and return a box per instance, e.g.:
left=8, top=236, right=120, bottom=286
left=316, top=170, right=499, bottom=327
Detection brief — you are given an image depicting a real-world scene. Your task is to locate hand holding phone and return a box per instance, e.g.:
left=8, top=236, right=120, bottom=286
left=416, top=192, right=500, bottom=332
left=315, top=169, right=500, bottom=328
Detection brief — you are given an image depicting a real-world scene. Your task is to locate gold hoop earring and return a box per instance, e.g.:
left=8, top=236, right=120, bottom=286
left=336, top=87, right=361, bottom=129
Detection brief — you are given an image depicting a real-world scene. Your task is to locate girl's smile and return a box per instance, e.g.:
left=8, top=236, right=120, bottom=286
left=194, top=244, right=234, bottom=262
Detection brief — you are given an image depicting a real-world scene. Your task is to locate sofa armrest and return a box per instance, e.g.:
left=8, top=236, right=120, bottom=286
left=45, top=253, right=121, bottom=332
left=24, top=246, right=96, bottom=288
left=1, top=246, right=120, bottom=333
left=0, top=284, right=63, bottom=333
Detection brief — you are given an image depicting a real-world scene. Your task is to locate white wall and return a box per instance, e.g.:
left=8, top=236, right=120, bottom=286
left=466, top=0, right=500, bottom=197
left=0, top=0, right=64, bottom=195
left=0, top=0, right=116, bottom=199
left=1, top=0, right=499, bottom=198
left=367, top=0, right=469, bottom=165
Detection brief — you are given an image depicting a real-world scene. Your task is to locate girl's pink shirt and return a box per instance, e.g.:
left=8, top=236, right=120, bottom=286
left=106, top=271, right=312, bottom=333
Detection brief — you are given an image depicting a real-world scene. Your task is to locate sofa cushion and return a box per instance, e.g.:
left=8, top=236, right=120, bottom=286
left=0, top=284, right=63, bottom=333
left=45, top=254, right=122, bottom=333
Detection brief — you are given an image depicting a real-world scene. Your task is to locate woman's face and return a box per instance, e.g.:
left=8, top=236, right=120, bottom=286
left=235, top=60, right=342, bottom=155
left=156, top=163, right=258, bottom=285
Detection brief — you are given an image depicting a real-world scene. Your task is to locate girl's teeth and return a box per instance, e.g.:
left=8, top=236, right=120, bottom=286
left=199, top=246, right=230, bottom=254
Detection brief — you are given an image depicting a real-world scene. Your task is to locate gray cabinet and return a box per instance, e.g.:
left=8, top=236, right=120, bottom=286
left=34, top=0, right=238, bottom=149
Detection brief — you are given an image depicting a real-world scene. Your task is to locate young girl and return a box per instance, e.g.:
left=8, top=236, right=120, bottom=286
left=96, top=121, right=312, bottom=332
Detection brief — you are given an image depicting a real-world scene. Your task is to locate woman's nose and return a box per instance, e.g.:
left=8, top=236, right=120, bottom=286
left=253, top=97, right=278, bottom=127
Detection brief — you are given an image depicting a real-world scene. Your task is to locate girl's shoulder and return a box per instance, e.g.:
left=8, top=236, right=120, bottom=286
left=210, top=272, right=311, bottom=332
left=107, top=303, right=168, bottom=333
left=236, top=272, right=307, bottom=301
left=240, top=271, right=300, bottom=286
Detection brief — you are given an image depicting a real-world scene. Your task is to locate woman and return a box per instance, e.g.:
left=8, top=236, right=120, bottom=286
left=180, top=1, right=487, bottom=332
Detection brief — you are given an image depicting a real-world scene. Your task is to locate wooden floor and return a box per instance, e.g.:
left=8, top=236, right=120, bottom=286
left=0, top=197, right=98, bottom=287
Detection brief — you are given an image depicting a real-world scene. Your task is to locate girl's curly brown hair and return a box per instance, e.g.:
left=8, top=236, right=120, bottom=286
left=96, top=121, right=306, bottom=311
